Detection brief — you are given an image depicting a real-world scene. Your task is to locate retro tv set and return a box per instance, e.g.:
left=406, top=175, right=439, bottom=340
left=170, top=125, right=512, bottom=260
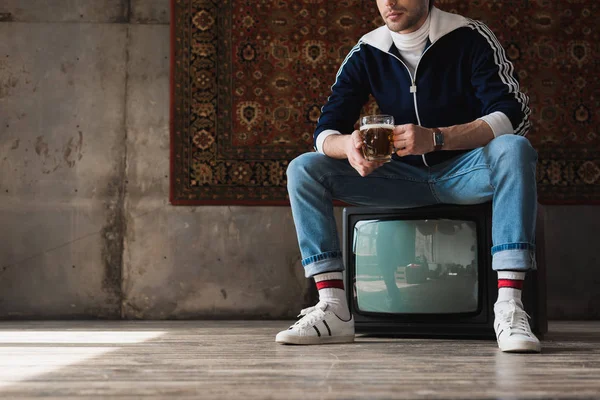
left=342, top=203, right=547, bottom=338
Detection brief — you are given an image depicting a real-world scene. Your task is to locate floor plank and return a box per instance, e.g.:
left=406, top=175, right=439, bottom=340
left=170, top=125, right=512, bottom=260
left=0, top=321, right=598, bottom=399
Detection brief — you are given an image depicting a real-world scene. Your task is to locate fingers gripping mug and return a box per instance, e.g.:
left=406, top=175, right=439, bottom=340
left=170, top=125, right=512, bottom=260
left=359, top=115, right=395, bottom=162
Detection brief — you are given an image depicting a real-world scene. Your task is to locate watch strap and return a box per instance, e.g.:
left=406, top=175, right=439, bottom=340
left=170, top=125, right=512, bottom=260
left=432, top=128, right=444, bottom=151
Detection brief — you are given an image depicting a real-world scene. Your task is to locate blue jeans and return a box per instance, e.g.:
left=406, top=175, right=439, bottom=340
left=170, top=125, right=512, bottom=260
left=287, top=135, right=538, bottom=278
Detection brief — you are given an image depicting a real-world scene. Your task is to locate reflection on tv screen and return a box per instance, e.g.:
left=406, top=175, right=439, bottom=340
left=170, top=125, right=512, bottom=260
left=353, top=219, right=478, bottom=314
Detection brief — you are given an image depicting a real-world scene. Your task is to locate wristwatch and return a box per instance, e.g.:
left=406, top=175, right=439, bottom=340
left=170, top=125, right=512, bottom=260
left=432, top=128, right=444, bottom=151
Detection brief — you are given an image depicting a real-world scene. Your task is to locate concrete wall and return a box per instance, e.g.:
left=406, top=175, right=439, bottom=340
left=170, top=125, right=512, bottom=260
left=0, top=1, right=598, bottom=320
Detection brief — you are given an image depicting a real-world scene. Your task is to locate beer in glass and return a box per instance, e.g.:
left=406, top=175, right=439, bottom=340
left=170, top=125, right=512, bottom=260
left=360, top=115, right=395, bottom=162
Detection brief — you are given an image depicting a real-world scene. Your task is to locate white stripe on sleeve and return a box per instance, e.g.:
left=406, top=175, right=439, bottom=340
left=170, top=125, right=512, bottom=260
left=467, top=20, right=531, bottom=136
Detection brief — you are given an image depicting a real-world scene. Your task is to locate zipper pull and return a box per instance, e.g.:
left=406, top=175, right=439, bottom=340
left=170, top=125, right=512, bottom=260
left=410, top=82, right=417, bottom=93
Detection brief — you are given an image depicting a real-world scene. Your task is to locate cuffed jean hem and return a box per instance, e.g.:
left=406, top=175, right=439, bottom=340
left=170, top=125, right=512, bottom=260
left=491, top=242, right=534, bottom=254
left=492, top=248, right=536, bottom=271
left=303, top=257, right=344, bottom=278
left=301, top=251, right=343, bottom=267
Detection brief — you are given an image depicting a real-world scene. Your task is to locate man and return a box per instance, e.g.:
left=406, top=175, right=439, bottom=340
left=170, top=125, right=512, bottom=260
left=276, top=0, right=540, bottom=353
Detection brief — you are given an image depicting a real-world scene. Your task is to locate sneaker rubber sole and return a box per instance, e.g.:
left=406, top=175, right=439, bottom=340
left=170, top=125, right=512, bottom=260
left=275, top=334, right=355, bottom=345
left=498, top=340, right=541, bottom=353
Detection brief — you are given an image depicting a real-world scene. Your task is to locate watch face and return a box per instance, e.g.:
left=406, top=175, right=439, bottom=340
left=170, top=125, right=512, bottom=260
left=435, top=131, right=444, bottom=145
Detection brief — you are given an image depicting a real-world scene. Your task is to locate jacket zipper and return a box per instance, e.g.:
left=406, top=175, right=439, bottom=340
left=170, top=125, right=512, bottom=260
left=386, top=45, right=434, bottom=167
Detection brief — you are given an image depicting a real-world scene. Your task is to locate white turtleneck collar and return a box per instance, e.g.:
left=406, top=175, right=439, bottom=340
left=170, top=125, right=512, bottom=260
left=389, top=13, right=431, bottom=76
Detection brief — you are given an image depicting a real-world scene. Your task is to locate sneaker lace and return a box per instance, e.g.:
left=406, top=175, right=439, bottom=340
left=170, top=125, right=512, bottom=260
left=499, top=299, right=533, bottom=336
left=291, top=302, right=328, bottom=329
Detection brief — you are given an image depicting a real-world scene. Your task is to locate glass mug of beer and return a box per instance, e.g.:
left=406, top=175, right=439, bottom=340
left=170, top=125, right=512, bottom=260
left=359, top=115, right=395, bottom=162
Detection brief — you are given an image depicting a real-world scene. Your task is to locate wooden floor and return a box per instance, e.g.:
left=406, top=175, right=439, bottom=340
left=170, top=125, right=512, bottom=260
left=0, top=321, right=598, bottom=399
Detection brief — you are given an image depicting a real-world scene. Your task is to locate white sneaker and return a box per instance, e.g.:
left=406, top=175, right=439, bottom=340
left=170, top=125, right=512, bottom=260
left=494, top=299, right=541, bottom=353
left=275, top=302, right=355, bottom=345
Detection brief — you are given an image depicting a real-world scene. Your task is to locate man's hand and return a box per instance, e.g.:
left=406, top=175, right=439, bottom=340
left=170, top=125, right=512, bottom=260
left=346, top=130, right=386, bottom=177
left=392, top=124, right=434, bottom=157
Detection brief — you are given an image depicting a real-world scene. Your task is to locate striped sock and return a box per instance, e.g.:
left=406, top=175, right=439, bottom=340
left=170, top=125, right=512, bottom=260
left=314, top=272, right=351, bottom=321
left=497, top=271, right=525, bottom=304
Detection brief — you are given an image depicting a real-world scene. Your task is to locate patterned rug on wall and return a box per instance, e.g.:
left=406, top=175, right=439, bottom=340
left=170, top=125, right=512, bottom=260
left=170, top=0, right=599, bottom=205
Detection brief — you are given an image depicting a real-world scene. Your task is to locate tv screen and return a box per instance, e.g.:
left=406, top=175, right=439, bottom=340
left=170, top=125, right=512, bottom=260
left=343, top=204, right=547, bottom=339
left=354, top=218, right=479, bottom=315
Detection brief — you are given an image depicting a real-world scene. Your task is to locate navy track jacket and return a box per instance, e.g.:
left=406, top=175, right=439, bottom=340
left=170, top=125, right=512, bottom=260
left=314, top=7, right=531, bottom=167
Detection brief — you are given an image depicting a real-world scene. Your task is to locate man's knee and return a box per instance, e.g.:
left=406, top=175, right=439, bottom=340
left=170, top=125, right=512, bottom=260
left=486, top=134, right=537, bottom=165
left=287, top=152, right=325, bottom=189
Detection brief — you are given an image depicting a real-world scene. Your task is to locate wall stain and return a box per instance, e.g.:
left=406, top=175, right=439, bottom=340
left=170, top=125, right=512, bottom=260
left=11, top=139, right=19, bottom=150
left=0, top=13, right=13, bottom=22
left=60, top=62, right=73, bottom=74
left=34, top=133, right=84, bottom=173
left=34, top=136, right=49, bottom=157
left=0, top=60, right=30, bottom=99
left=100, top=176, right=126, bottom=309
left=61, top=62, right=76, bottom=86
left=262, top=288, right=271, bottom=300
left=0, top=75, right=18, bottom=99
left=63, top=131, right=83, bottom=167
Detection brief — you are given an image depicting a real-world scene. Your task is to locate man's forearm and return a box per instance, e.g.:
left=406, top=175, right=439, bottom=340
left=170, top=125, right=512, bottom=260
left=440, top=119, right=495, bottom=151
left=322, top=119, right=496, bottom=158
left=322, top=133, right=352, bottom=159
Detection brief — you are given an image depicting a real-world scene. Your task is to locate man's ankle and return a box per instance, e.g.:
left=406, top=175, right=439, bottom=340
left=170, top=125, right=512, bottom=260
left=313, top=272, right=351, bottom=320
left=497, top=270, right=525, bottom=304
